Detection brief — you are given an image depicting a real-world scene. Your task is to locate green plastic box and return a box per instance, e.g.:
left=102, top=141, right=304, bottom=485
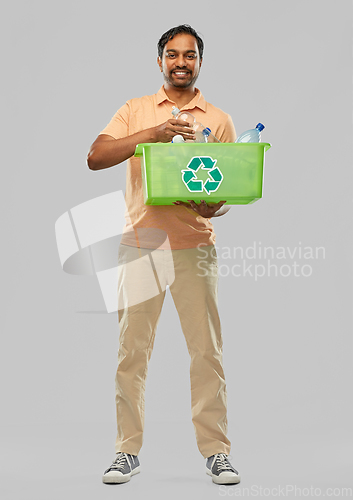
left=134, top=142, right=271, bottom=205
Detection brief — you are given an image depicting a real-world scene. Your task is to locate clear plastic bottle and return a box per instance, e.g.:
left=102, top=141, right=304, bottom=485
left=194, top=123, right=212, bottom=143
left=171, top=107, right=195, bottom=142
left=171, top=107, right=196, bottom=125
left=236, top=123, right=265, bottom=143
left=171, top=107, right=220, bottom=143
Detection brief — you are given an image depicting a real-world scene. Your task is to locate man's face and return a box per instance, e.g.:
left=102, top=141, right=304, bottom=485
left=158, top=33, right=202, bottom=89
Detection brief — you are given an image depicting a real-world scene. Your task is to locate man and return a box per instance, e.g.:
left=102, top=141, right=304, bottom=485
left=87, top=24, right=241, bottom=486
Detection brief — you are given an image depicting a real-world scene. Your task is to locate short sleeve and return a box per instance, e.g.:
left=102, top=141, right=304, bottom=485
left=218, top=114, right=237, bottom=143
left=99, top=102, right=130, bottom=139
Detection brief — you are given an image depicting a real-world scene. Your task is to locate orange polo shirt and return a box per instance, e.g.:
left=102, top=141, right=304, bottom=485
left=99, top=86, right=236, bottom=249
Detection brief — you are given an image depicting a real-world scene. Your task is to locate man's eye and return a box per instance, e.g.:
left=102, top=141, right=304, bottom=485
left=167, top=54, right=176, bottom=58
left=187, top=55, right=196, bottom=59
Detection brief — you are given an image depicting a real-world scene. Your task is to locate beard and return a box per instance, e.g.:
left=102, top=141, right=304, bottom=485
left=163, top=69, right=200, bottom=89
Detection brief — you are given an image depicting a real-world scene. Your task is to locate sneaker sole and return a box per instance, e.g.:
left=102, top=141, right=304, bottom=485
left=206, top=467, right=241, bottom=485
left=103, top=465, right=141, bottom=484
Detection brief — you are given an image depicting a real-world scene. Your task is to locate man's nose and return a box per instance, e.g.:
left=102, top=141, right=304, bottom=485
left=175, top=55, right=187, bottom=67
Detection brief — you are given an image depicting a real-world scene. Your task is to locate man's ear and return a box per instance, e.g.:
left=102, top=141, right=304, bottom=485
left=157, top=56, right=162, bottom=72
left=200, top=58, right=203, bottom=69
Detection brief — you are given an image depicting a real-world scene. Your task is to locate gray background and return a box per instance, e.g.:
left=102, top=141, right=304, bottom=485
left=1, top=1, right=352, bottom=499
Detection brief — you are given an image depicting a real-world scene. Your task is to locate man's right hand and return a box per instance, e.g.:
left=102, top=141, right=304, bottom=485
left=88, top=119, right=195, bottom=171
left=154, top=119, right=196, bottom=143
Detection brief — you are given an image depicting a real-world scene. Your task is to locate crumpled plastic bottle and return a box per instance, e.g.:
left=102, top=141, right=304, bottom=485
left=235, top=123, right=265, bottom=143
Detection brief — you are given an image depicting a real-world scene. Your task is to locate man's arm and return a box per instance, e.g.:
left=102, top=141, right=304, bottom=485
left=87, top=119, right=196, bottom=170
left=87, top=130, right=155, bottom=170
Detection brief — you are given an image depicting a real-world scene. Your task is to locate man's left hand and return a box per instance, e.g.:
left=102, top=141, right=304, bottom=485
left=172, top=199, right=228, bottom=218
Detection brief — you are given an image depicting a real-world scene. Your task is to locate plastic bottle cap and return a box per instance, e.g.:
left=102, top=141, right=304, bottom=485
left=202, top=127, right=211, bottom=136
left=256, top=123, right=265, bottom=131
left=172, top=134, right=185, bottom=143
left=171, top=107, right=180, bottom=117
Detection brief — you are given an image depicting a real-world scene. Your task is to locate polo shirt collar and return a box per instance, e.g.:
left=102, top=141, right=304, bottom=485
left=156, top=85, right=207, bottom=112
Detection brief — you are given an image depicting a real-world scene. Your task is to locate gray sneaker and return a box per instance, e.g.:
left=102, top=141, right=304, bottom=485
left=102, top=452, right=140, bottom=484
left=206, top=453, right=241, bottom=484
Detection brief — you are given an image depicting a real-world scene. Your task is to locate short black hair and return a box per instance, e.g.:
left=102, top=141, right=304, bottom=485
left=157, top=24, right=204, bottom=59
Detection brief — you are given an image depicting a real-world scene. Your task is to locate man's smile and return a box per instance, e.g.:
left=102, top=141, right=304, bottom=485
left=172, top=70, right=190, bottom=77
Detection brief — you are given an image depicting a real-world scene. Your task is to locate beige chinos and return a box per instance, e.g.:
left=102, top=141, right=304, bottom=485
left=115, top=243, right=231, bottom=459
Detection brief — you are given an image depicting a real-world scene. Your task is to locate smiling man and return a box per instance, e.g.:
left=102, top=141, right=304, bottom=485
left=159, top=35, right=201, bottom=93
left=87, top=24, right=240, bottom=486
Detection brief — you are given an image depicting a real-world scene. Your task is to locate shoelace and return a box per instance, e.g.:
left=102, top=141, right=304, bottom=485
left=214, top=453, right=235, bottom=472
left=108, top=452, right=130, bottom=471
